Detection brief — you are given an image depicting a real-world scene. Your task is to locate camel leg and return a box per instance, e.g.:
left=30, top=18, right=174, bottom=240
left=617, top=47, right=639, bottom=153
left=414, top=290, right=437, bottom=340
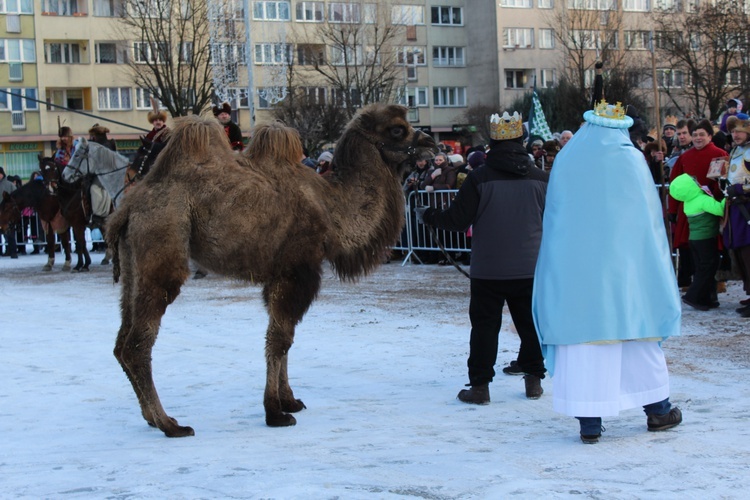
left=262, top=265, right=321, bottom=427
left=117, top=248, right=192, bottom=437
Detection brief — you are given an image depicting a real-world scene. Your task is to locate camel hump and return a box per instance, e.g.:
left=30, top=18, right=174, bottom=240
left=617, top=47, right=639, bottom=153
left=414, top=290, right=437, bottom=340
left=161, top=115, right=232, bottom=165
left=244, top=121, right=303, bottom=165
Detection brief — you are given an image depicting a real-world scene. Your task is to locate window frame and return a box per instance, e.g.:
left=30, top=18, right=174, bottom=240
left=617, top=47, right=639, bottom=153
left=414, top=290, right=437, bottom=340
left=98, top=86, right=132, bottom=110
left=295, top=1, right=323, bottom=22
left=252, top=1, right=291, bottom=21
left=432, top=86, right=466, bottom=107
left=430, top=6, right=462, bottom=26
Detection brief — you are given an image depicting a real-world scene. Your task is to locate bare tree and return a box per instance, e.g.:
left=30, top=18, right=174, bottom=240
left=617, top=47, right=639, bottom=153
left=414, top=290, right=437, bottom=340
left=544, top=1, right=628, bottom=101
left=460, top=104, right=496, bottom=145
left=270, top=90, right=350, bottom=153
left=289, top=3, right=406, bottom=118
left=117, top=0, right=215, bottom=117
left=652, top=0, right=750, bottom=120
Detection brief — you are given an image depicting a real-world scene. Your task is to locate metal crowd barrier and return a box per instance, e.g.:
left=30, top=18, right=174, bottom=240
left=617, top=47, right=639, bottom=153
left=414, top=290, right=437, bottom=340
left=0, top=213, right=105, bottom=255
left=397, top=189, right=471, bottom=266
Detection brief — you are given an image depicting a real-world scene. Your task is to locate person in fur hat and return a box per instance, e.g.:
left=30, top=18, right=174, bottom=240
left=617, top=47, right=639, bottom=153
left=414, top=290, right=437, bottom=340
left=719, top=98, right=743, bottom=134
left=54, top=126, right=75, bottom=167
left=212, top=102, right=244, bottom=151
left=145, top=106, right=169, bottom=143
left=88, top=124, right=117, bottom=151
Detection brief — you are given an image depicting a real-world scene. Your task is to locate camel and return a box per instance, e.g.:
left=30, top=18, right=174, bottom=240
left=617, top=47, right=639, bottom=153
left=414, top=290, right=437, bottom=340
left=106, top=104, right=436, bottom=437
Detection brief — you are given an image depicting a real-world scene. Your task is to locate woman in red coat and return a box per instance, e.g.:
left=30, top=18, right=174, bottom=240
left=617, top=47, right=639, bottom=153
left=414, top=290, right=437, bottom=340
left=667, top=119, right=726, bottom=288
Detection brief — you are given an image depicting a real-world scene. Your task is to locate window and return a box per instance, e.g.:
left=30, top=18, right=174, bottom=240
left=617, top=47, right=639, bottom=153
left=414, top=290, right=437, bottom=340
left=1, top=0, right=33, bottom=14
left=392, top=4, right=424, bottom=24
left=98, top=87, right=131, bottom=110
left=133, top=41, right=169, bottom=63
left=653, top=0, right=676, bottom=10
left=622, top=0, right=647, bottom=11
left=0, top=88, right=37, bottom=110
left=433, top=86, right=466, bottom=107
left=500, top=0, right=532, bottom=7
left=44, top=42, right=82, bottom=64
left=300, top=86, right=326, bottom=104
left=254, top=43, right=292, bottom=64
left=92, top=0, right=125, bottom=16
left=328, top=2, right=360, bottom=23
left=0, top=39, right=36, bottom=62
left=539, top=29, right=555, bottom=49
left=397, top=46, right=426, bottom=65
left=363, top=3, right=376, bottom=23
left=654, top=31, right=678, bottom=50
left=570, top=30, right=617, bottom=50
left=726, top=69, right=741, bottom=86
left=657, top=69, right=684, bottom=88
left=431, top=6, right=462, bottom=25
left=540, top=69, right=555, bottom=88
left=135, top=88, right=162, bottom=109
left=330, top=45, right=364, bottom=65
left=295, top=1, right=323, bottom=21
left=537, top=0, right=553, bottom=7
left=624, top=30, right=650, bottom=50
left=226, top=87, right=250, bottom=108
left=211, top=43, right=246, bottom=65
left=41, top=0, right=83, bottom=15
left=331, top=88, right=362, bottom=107
left=46, top=88, right=85, bottom=110
left=257, top=86, right=288, bottom=108
left=432, top=46, right=464, bottom=66
left=503, top=28, right=534, bottom=48
left=567, top=0, right=615, bottom=10
left=505, top=70, right=527, bottom=88
left=297, top=44, right=325, bottom=65
left=397, top=86, right=428, bottom=107
left=253, top=1, right=290, bottom=20
left=95, top=42, right=127, bottom=63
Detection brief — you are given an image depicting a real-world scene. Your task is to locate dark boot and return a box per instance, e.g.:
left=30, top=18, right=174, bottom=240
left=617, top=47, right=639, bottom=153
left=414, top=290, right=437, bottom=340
left=524, top=374, right=543, bottom=399
left=647, top=407, right=682, bottom=431
left=457, top=384, right=489, bottom=405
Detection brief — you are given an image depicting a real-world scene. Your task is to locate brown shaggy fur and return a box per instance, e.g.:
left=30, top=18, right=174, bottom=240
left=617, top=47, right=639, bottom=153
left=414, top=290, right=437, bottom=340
left=106, top=104, right=436, bottom=437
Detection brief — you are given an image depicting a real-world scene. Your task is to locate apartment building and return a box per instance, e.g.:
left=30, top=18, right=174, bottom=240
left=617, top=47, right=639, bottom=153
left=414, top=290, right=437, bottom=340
left=2, top=0, right=691, bottom=178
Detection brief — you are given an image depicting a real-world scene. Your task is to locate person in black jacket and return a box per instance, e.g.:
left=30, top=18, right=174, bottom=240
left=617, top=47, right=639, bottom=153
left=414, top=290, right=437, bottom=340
left=416, top=111, right=549, bottom=403
left=212, top=102, right=244, bottom=151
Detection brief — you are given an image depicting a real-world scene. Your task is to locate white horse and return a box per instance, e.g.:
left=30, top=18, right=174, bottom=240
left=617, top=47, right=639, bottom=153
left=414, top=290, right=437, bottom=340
left=63, top=138, right=131, bottom=207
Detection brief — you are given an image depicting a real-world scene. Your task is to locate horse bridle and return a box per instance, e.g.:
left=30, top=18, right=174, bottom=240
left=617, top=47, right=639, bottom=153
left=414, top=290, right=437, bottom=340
left=68, top=142, right=131, bottom=202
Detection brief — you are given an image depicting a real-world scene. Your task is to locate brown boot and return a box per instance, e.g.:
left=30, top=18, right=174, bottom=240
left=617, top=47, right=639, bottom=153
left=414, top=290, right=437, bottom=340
left=457, top=384, right=490, bottom=405
left=524, top=375, right=543, bottom=399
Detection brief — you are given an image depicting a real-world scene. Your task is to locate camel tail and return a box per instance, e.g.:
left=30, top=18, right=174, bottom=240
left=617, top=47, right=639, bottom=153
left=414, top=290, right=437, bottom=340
left=150, top=115, right=233, bottom=178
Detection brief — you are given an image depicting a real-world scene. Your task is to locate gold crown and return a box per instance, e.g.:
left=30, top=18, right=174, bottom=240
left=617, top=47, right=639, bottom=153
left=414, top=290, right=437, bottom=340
left=593, top=99, right=626, bottom=120
left=489, top=111, right=523, bottom=140
left=664, top=115, right=679, bottom=126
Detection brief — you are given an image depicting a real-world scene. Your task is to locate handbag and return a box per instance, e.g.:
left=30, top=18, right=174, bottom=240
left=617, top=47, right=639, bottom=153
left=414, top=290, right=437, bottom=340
left=707, top=157, right=729, bottom=179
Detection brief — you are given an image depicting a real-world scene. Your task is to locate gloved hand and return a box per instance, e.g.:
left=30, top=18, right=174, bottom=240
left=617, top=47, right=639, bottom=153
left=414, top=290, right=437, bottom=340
left=667, top=213, right=677, bottom=223
left=415, top=206, right=428, bottom=224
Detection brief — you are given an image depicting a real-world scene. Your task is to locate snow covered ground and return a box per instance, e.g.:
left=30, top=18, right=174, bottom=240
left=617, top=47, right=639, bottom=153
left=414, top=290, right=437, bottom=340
left=1, top=253, right=748, bottom=499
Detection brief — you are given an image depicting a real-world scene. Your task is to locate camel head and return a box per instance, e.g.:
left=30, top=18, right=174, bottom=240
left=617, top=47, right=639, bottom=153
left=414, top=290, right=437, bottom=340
left=336, top=104, right=437, bottom=178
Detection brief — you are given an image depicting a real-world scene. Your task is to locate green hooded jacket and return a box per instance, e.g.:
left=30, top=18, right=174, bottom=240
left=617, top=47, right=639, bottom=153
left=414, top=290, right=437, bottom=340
left=669, top=173, right=726, bottom=240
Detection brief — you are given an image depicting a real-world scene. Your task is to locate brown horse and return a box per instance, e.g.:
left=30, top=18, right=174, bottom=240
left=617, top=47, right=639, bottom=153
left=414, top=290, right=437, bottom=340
left=39, top=156, right=115, bottom=271
left=0, top=175, right=73, bottom=272
left=106, top=104, right=436, bottom=437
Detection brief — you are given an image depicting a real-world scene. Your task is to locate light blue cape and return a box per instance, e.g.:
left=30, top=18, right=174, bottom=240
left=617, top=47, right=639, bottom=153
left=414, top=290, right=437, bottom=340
left=532, top=120, right=681, bottom=374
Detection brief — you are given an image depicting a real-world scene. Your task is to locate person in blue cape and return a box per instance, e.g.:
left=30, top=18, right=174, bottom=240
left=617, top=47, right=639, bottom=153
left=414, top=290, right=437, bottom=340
left=532, top=100, right=683, bottom=444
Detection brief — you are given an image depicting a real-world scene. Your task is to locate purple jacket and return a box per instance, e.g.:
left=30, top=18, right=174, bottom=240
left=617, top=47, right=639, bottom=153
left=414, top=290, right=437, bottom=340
left=723, top=184, right=750, bottom=248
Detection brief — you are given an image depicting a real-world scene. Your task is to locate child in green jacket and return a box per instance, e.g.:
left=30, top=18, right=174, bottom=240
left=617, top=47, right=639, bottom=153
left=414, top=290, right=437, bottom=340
left=669, top=173, right=727, bottom=310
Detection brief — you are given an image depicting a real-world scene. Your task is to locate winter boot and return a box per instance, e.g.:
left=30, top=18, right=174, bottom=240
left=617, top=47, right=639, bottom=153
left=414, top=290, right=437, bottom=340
left=577, top=417, right=604, bottom=444
left=502, top=360, right=524, bottom=376
left=524, top=375, right=543, bottom=399
left=457, top=384, right=489, bottom=405
left=647, top=407, right=683, bottom=431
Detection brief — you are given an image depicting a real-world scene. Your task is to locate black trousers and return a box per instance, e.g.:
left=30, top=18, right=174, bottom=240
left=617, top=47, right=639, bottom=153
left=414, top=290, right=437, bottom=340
left=2, top=227, right=17, bottom=257
left=684, top=238, right=719, bottom=306
left=676, top=245, right=695, bottom=288
left=467, top=278, right=545, bottom=385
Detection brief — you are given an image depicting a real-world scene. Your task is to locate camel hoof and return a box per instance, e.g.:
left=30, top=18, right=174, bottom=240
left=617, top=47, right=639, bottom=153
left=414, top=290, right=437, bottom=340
left=42, top=265, right=52, bottom=272
left=266, top=413, right=297, bottom=427
left=281, top=399, right=306, bottom=413
left=163, top=425, right=195, bottom=438
left=101, top=258, right=110, bottom=265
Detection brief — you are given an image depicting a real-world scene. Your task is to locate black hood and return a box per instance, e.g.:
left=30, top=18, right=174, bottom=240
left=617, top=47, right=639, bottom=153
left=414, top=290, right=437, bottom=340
left=485, top=140, right=533, bottom=176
